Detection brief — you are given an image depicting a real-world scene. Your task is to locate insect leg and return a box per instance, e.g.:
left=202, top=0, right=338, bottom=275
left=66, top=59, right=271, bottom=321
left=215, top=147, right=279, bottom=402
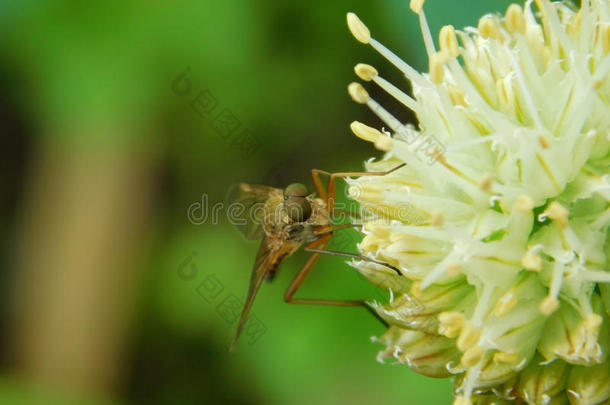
left=313, top=223, right=360, bottom=235
left=283, top=235, right=389, bottom=327
left=311, top=168, right=331, bottom=201
left=303, top=246, right=401, bottom=276
left=314, top=163, right=406, bottom=211
left=332, top=208, right=361, bottom=219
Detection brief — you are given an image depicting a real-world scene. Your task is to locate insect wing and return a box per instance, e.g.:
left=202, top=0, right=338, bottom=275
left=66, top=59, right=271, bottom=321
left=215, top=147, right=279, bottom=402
left=229, top=237, right=275, bottom=350
left=225, top=183, right=281, bottom=240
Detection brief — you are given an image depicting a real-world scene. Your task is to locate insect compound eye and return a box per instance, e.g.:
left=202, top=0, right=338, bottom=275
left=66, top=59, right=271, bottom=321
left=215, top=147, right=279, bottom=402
left=284, top=197, right=312, bottom=222
left=284, top=183, right=308, bottom=198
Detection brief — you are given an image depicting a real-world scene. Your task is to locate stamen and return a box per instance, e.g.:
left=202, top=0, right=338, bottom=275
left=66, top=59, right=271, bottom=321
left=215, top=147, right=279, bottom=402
left=493, top=351, right=518, bottom=364
left=508, top=51, right=544, bottom=129
left=369, top=38, right=429, bottom=88
left=545, top=201, right=569, bottom=229
left=540, top=296, right=559, bottom=315
left=346, top=12, right=370, bottom=44
left=505, top=4, right=526, bottom=34
left=354, top=63, right=378, bottom=81
left=351, top=183, right=385, bottom=203
left=429, top=51, right=449, bottom=84
left=447, top=262, right=462, bottom=276
left=536, top=154, right=563, bottom=194
left=438, top=311, right=465, bottom=338
left=566, top=10, right=581, bottom=37
left=540, top=260, right=566, bottom=315
left=418, top=9, right=436, bottom=60
left=348, top=82, right=369, bottom=104
left=435, top=155, right=479, bottom=186
left=602, top=23, right=610, bottom=55
left=430, top=210, right=444, bottom=226
left=535, top=0, right=575, bottom=56
left=462, top=346, right=485, bottom=367
left=439, top=25, right=460, bottom=58
left=494, top=289, right=517, bottom=317
left=478, top=16, right=502, bottom=40
left=346, top=12, right=428, bottom=87
left=369, top=74, right=419, bottom=112
left=453, top=395, right=472, bottom=405
left=409, top=0, right=425, bottom=15
left=514, top=195, right=534, bottom=213
left=538, top=135, right=550, bottom=149
left=375, top=135, right=394, bottom=152
left=364, top=97, right=404, bottom=133
left=448, top=85, right=467, bottom=107
left=592, top=56, right=610, bottom=82
left=583, top=313, right=602, bottom=336
left=581, top=269, right=610, bottom=283
left=478, top=174, right=492, bottom=192
left=471, top=284, right=493, bottom=327
left=460, top=363, right=483, bottom=405
left=350, top=121, right=382, bottom=143
left=496, top=75, right=515, bottom=111
left=521, top=249, right=542, bottom=271
left=350, top=121, right=394, bottom=152
left=457, top=321, right=481, bottom=351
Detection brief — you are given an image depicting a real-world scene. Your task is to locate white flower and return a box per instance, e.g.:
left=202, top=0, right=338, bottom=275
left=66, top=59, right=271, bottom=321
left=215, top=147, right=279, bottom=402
left=345, top=0, right=610, bottom=403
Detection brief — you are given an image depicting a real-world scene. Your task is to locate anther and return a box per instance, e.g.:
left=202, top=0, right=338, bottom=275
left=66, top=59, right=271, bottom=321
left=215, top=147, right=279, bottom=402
left=347, top=12, right=371, bottom=44
left=348, top=82, right=369, bottom=104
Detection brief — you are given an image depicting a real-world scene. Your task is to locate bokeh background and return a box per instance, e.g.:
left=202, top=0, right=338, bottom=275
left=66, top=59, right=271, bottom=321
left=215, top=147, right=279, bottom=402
left=0, top=1, right=514, bottom=404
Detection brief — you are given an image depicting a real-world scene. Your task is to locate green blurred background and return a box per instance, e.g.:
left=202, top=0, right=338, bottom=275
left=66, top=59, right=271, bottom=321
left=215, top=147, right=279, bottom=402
left=0, top=1, right=513, bottom=404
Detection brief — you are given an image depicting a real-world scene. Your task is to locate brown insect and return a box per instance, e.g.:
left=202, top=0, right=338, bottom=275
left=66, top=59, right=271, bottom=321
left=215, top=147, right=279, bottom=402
left=227, top=164, right=405, bottom=350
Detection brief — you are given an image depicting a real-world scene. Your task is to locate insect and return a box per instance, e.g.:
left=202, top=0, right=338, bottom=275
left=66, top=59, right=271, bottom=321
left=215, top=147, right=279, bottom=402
left=227, top=164, right=406, bottom=350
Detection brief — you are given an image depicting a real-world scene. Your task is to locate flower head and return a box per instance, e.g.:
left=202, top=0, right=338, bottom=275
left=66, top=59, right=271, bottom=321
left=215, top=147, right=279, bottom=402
left=345, top=1, right=609, bottom=403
